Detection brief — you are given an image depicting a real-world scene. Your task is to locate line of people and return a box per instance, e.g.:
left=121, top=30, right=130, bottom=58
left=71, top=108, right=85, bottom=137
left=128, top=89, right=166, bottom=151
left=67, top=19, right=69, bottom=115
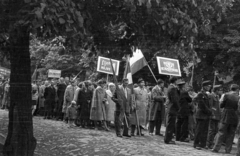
left=2, top=75, right=240, bottom=155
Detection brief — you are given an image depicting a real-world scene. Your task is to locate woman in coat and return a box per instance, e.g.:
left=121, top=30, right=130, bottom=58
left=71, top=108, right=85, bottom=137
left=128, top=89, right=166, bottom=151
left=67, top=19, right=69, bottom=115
left=90, top=80, right=109, bottom=131
left=105, top=83, right=116, bottom=123
left=75, top=81, right=93, bottom=128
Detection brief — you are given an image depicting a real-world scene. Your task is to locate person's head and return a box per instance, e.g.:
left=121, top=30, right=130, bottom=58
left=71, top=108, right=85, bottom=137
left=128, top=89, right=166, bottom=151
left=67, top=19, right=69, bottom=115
left=138, top=78, right=145, bottom=88
left=65, top=77, right=70, bottom=84
left=122, top=78, right=129, bottom=88
left=202, top=80, right=211, bottom=92
left=59, top=77, right=64, bottom=83
left=176, top=79, right=186, bottom=90
left=157, top=79, right=164, bottom=87
left=108, top=83, right=116, bottom=92
left=70, top=79, right=77, bottom=86
left=71, top=101, right=77, bottom=107
left=212, top=85, right=222, bottom=94
left=169, top=77, right=178, bottom=85
left=44, top=80, right=49, bottom=86
left=230, top=84, right=239, bottom=93
left=133, top=83, right=138, bottom=88
left=148, top=86, right=153, bottom=93
left=98, top=79, right=107, bottom=88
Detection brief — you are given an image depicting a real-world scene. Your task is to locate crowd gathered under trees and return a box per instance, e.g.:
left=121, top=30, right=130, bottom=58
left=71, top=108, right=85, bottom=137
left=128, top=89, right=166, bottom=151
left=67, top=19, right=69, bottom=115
left=1, top=75, right=240, bottom=154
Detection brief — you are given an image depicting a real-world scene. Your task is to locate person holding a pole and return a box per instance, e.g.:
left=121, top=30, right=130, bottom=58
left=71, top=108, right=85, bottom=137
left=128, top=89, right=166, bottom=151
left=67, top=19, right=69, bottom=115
left=112, top=78, right=132, bottom=138
left=130, top=78, right=148, bottom=136
left=164, top=77, right=180, bottom=144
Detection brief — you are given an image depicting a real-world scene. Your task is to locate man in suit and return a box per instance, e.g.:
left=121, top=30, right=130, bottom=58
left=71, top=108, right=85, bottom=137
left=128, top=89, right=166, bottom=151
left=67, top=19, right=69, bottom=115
left=206, top=85, right=222, bottom=149
left=193, top=80, right=212, bottom=150
left=149, top=79, right=166, bottom=136
left=164, top=77, right=180, bottom=144
left=212, top=84, right=239, bottom=154
left=44, top=79, right=56, bottom=119
left=112, top=78, right=132, bottom=137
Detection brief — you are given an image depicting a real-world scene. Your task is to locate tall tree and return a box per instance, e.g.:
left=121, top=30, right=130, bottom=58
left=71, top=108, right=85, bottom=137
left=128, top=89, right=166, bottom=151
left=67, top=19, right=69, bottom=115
left=0, top=0, right=84, bottom=155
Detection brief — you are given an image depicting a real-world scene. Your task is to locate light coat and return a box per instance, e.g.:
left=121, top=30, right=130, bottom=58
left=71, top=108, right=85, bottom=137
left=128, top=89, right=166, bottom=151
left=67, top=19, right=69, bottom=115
left=130, top=87, right=148, bottom=125
left=90, top=86, right=107, bottom=121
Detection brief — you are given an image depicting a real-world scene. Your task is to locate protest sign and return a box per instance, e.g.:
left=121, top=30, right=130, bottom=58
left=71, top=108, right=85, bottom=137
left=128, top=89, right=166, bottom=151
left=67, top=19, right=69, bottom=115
left=97, top=56, right=120, bottom=75
left=156, top=57, right=181, bottom=77
left=48, top=69, right=61, bottom=78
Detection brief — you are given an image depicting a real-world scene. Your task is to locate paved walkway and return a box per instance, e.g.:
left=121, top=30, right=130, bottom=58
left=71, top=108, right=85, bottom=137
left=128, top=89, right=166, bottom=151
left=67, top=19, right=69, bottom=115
left=0, top=110, right=238, bottom=156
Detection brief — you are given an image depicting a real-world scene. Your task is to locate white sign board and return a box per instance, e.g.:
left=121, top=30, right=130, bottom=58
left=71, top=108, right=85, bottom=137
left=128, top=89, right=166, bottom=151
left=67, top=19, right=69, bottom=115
left=156, top=57, right=181, bottom=77
left=48, top=69, right=61, bottom=78
left=97, top=56, right=120, bottom=75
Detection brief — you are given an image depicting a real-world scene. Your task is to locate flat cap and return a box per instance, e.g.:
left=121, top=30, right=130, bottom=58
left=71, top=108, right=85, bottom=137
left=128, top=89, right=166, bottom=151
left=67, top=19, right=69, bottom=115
left=138, top=78, right=144, bottom=84
left=230, top=84, right=239, bottom=90
left=202, top=80, right=211, bottom=87
left=176, top=79, right=186, bottom=85
left=213, top=85, right=221, bottom=90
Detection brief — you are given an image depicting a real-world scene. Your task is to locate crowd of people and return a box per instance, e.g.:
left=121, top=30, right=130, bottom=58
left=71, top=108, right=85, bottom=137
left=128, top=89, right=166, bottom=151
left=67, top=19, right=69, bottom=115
left=1, top=76, right=240, bottom=155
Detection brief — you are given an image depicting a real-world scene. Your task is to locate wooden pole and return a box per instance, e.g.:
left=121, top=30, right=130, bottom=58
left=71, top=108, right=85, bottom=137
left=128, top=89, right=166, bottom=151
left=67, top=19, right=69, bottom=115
left=147, top=64, right=157, bottom=83
left=106, top=74, right=109, bottom=83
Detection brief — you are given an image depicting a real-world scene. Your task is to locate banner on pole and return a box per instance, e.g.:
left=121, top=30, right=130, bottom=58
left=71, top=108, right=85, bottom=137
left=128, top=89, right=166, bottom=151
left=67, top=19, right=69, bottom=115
left=97, top=56, right=120, bottom=75
left=0, top=66, right=10, bottom=77
left=156, top=57, right=181, bottom=77
left=48, top=69, right=61, bottom=78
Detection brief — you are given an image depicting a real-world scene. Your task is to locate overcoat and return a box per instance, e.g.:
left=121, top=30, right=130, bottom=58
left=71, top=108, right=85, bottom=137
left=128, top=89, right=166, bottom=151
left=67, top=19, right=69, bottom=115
left=178, top=91, right=192, bottom=116
left=77, top=88, right=93, bottom=120
left=44, top=85, right=56, bottom=109
left=62, top=85, right=78, bottom=113
left=208, top=92, right=221, bottom=120
left=194, top=90, right=212, bottom=119
left=90, top=86, right=107, bottom=121
left=39, top=85, right=46, bottom=108
left=220, top=92, right=239, bottom=125
left=165, top=84, right=180, bottom=115
left=106, top=89, right=116, bottom=121
left=149, top=85, right=165, bottom=121
left=130, top=87, right=148, bottom=125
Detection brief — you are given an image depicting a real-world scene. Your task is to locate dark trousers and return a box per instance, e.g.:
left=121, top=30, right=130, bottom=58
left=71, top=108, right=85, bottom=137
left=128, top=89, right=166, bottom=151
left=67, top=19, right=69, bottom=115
left=149, top=111, right=162, bottom=134
left=115, top=111, right=130, bottom=135
left=176, top=116, right=189, bottom=141
left=194, top=119, right=209, bottom=147
left=164, top=114, right=177, bottom=143
left=213, top=123, right=237, bottom=153
left=237, top=135, right=240, bottom=156
left=55, top=99, right=63, bottom=119
left=207, top=119, right=219, bottom=148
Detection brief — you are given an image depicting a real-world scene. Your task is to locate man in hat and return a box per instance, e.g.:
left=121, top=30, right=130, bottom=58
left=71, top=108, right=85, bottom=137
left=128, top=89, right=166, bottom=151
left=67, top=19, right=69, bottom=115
left=212, top=84, right=240, bottom=154
left=131, top=78, right=148, bottom=136
left=206, top=85, right=222, bottom=149
left=176, top=80, right=192, bottom=142
left=193, top=80, right=212, bottom=150
left=164, top=77, right=180, bottom=144
left=149, top=79, right=166, bottom=136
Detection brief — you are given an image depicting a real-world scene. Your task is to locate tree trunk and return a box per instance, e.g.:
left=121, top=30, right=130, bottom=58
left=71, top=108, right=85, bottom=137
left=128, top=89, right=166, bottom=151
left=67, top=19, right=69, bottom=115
left=3, top=26, right=36, bottom=156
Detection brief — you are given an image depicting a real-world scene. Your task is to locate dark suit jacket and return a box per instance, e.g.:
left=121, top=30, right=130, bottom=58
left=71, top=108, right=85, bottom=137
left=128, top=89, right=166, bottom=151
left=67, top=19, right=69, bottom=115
left=44, top=85, right=56, bottom=105
left=194, top=90, right=212, bottom=119
left=178, top=91, right=192, bottom=116
left=149, top=85, right=165, bottom=120
left=112, top=85, right=132, bottom=113
left=220, top=92, right=239, bottom=125
left=57, top=83, right=66, bottom=101
left=166, top=84, right=180, bottom=115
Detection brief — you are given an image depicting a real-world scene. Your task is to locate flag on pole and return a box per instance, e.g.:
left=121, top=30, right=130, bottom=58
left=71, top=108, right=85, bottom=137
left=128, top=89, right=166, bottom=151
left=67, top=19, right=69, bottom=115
left=130, top=49, right=147, bottom=75
left=124, top=55, right=133, bottom=85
